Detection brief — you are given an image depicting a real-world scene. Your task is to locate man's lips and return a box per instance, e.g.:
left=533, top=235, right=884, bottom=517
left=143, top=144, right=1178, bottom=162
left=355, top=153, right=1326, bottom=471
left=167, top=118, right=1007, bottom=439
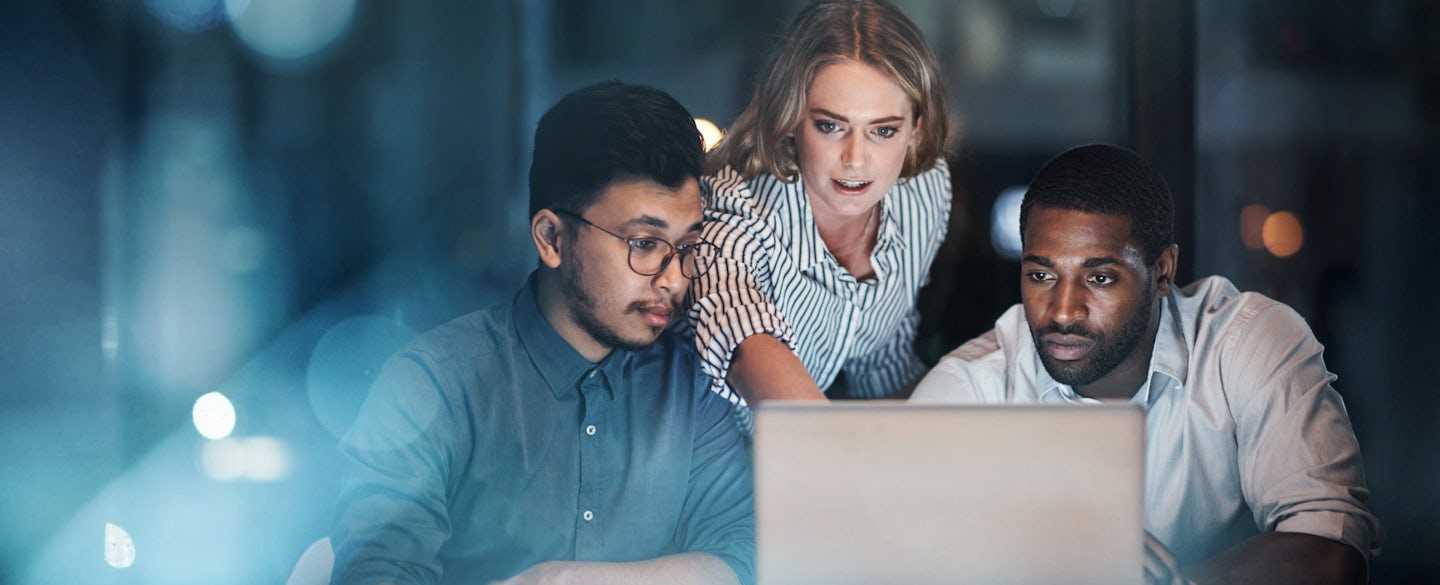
left=636, top=305, right=673, bottom=327
left=1040, top=333, right=1095, bottom=361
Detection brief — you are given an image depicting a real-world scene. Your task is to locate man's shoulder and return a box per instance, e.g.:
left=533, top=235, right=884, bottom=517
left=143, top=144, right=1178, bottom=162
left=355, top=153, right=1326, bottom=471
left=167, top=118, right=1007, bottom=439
left=912, top=304, right=1032, bottom=403
left=401, top=300, right=515, bottom=369
left=1176, top=276, right=1307, bottom=345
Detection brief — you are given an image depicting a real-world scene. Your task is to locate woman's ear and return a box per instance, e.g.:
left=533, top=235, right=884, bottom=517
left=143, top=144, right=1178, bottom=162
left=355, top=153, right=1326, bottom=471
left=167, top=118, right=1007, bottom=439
left=531, top=210, right=565, bottom=269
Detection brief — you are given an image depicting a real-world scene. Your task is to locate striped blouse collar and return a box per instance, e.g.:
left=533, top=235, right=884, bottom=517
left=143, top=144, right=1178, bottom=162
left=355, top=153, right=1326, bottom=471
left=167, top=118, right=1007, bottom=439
left=779, top=175, right=909, bottom=274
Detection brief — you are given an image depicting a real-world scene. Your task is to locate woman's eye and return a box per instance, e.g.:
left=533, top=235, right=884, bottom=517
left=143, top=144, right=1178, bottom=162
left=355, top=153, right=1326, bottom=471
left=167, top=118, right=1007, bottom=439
left=815, top=120, right=839, bottom=134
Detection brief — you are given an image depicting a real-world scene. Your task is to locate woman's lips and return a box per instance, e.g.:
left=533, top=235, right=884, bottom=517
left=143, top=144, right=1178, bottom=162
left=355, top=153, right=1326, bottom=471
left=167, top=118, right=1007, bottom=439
left=833, top=178, right=872, bottom=196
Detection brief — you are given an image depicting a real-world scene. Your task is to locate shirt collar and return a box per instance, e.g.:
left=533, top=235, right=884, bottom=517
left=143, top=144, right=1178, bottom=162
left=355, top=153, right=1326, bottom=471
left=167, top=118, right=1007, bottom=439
left=513, top=273, right=634, bottom=400
left=785, top=177, right=907, bottom=276
left=1034, top=289, right=1190, bottom=408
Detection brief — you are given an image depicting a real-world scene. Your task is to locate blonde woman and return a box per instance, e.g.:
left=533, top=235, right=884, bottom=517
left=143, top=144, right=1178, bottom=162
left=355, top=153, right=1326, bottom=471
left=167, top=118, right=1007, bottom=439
left=690, top=0, right=954, bottom=427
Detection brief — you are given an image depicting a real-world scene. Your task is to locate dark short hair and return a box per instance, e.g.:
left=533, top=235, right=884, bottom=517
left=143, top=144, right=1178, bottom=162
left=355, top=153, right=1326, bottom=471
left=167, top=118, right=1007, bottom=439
left=528, top=82, right=705, bottom=217
left=1019, top=144, right=1175, bottom=265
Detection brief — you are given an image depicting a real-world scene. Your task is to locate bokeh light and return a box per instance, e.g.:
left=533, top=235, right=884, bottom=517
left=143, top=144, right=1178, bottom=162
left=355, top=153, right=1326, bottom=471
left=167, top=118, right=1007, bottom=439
left=200, top=437, right=247, bottom=481
left=1262, top=210, right=1304, bottom=258
left=192, top=392, right=237, bottom=440
left=241, top=436, right=291, bottom=481
left=306, top=316, right=414, bottom=439
left=225, top=0, right=357, bottom=66
left=104, top=523, right=136, bottom=569
left=695, top=118, right=724, bottom=152
left=990, top=186, right=1027, bottom=260
left=1239, top=203, right=1270, bottom=250
left=200, top=436, right=292, bottom=482
left=145, top=0, right=228, bottom=32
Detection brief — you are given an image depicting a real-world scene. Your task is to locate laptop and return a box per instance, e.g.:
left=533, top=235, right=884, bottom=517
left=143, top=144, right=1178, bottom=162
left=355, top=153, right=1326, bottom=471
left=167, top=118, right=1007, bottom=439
left=752, top=401, right=1145, bottom=585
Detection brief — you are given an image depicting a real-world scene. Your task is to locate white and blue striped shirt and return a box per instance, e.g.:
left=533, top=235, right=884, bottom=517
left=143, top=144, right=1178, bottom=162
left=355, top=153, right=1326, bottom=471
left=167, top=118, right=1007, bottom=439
left=687, top=159, right=952, bottom=424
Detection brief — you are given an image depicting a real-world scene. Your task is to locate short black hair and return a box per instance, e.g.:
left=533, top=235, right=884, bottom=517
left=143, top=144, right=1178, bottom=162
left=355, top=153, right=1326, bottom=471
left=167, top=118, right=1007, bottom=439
left=1019, top=144, right=1175, bottom=265
left=528, top=82, right=705, bottom=217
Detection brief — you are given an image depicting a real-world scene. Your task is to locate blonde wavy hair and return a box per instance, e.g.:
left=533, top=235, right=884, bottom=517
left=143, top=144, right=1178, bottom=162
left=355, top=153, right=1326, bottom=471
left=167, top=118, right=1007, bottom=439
left=707, top=0, right=952, bottom=181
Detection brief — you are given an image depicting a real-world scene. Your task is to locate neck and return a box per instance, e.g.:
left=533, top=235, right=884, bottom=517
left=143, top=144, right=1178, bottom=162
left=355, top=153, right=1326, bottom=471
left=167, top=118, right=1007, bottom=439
left=814, top=204, right=879, bottom=257
left=533, top=270, right=612, bottom=363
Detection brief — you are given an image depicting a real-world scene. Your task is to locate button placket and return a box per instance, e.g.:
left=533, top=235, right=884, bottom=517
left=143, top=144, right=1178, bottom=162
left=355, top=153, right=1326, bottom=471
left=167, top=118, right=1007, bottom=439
left=576, top=366, right=608, bottom=552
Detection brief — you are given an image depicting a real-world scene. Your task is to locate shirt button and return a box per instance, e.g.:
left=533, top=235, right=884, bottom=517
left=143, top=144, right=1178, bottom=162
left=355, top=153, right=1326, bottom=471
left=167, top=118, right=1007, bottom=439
left=585, top=424, right=597, bottom=436
left=582, top=510, right=594, bottom=522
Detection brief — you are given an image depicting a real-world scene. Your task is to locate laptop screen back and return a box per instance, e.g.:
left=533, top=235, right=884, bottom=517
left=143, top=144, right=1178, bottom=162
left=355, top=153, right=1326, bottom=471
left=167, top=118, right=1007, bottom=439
left=753, top=401, right=1145, bottom=585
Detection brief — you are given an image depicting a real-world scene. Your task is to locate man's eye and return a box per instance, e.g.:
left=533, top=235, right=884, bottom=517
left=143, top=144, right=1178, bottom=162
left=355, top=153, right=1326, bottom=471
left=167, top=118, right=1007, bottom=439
left=1091, top=274, right=1113, bottom=285
left=629, top=238, right=662, bottom=252
left=1026, top=272, right=1051, bottom=282
left=875, top=126, right=898, bottom=138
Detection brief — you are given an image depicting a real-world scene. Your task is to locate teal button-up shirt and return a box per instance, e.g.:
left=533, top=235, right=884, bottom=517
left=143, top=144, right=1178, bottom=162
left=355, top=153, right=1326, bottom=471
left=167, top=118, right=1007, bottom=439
left=332, top=275, right=754, bottom=584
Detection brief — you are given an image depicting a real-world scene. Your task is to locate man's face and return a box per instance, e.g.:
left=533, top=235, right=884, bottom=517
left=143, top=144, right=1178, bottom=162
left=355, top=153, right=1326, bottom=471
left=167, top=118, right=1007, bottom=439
left=1020, top=207, right=1159, bottom=389
left=559, top=178, right=704, bottom=353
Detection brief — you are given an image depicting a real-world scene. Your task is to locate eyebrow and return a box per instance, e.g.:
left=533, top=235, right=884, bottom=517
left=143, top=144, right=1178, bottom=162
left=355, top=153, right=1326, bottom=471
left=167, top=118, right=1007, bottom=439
left=1082, top=257, right=1122, bottom=268
left=623, top=215, right=670, bottom=230
left=810, top=108, right=906, bottom=125
left=1021, top=255, right=1122, bottom=268
left=623, top=215, right=705, bottom=236
left=1021, top=255, right=1052, bottom=267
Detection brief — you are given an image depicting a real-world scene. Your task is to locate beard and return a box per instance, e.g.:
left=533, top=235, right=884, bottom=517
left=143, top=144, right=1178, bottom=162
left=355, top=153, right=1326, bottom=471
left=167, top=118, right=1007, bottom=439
left=560, top=245, right=673, bottom=353
left=1032, top=291, right=1154, bottom=388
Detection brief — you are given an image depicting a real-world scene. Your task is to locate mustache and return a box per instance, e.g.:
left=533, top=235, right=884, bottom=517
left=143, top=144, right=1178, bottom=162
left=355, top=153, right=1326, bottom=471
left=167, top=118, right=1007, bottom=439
left=1039, top=322, right=1098, bottom=338
left=627, top=298, right=680, bottom=314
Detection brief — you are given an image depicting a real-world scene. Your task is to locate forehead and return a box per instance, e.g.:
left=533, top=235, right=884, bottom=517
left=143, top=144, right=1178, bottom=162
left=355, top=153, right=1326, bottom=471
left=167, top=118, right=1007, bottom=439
left=586, top=178, right=703, bottom=227
left=806, top=59, right=913, bottom=117
left=1022, top=207, right=1140, bottom=263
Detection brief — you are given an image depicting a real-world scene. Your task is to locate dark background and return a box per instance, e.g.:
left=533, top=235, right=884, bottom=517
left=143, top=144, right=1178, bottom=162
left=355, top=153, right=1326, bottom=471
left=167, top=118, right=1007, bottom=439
left=2, top=0, right=1436, bottom=582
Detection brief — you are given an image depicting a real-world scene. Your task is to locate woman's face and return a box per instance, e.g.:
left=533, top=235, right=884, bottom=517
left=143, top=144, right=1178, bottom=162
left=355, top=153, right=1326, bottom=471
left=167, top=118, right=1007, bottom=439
left=794, top=58, right=919, bottom=223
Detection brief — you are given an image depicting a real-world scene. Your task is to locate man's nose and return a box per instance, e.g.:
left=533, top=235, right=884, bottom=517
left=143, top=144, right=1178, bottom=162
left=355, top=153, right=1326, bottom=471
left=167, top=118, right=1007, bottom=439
left=1049, top=279, right=1088, bottom=326
left=652, top=251, right=688, bottom=295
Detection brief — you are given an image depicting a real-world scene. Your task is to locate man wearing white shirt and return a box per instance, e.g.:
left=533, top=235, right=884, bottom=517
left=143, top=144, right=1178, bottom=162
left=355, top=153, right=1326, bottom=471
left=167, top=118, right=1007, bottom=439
left=912, top=144, right=1380, bottom=585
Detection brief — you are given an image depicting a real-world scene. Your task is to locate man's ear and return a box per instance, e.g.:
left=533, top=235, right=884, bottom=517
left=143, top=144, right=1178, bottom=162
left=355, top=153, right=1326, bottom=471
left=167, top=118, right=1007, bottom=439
left=1153, top=244, right=1180, bottom=298
left=531, top=210, right=566, bottom=269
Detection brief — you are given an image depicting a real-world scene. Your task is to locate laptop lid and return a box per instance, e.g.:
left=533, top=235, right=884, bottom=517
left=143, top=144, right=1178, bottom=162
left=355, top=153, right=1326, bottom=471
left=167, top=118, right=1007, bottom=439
left=753, top=401, right=1145, bottom=585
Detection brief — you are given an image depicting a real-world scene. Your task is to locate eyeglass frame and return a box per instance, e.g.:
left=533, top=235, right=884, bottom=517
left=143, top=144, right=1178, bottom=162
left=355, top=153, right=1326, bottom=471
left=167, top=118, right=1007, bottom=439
left=550, top=208, right=715, bottom=280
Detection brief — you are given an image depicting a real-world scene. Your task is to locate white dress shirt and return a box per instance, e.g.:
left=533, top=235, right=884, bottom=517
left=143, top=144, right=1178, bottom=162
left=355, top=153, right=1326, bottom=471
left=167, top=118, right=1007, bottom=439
left=912, top=275, right=1382, bottom=565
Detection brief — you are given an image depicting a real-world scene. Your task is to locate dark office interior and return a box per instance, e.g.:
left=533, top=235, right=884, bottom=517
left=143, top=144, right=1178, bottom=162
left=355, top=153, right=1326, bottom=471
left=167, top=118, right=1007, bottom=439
left=2, top=0, right=1437, bottom=582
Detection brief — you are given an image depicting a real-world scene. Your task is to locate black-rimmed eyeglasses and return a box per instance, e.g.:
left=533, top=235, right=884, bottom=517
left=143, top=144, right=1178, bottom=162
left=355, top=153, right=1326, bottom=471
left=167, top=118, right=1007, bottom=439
left=552, top=208, right=716, bottom=280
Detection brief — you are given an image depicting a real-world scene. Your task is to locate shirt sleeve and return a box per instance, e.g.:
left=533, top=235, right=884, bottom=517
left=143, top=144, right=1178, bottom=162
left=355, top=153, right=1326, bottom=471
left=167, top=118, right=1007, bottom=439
left=1224, top=301, right=1383, bottom=562
left=688, top=168, right=797, bottom=408
left=331, top=351, right=467, bottom=585
left=671, top=382, right=757, bottom=585
left=909, top=327, right=1003, bottom=403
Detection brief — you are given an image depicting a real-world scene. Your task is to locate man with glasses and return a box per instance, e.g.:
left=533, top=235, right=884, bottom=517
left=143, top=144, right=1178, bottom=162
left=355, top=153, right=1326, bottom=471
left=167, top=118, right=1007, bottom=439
left=331, top=82, right=753, bottom=585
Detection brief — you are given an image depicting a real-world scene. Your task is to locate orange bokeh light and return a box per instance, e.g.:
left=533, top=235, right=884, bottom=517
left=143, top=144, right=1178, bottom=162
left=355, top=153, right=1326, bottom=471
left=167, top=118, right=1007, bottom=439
left=1262, top=211, right=1304, bottom=258
left=1239, top=204, right=1269, bottom=250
